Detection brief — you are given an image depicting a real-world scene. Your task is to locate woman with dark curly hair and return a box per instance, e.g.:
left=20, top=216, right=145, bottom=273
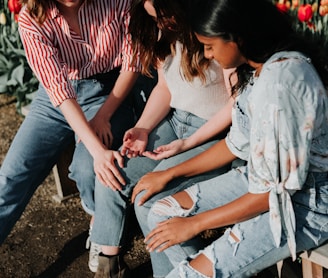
left=0, top=0, right=141, bottom=273
left=141, top=0, right=328, bottom=277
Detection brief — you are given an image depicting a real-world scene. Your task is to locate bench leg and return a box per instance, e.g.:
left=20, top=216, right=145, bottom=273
left=52, top=143, right=78, bottom=203
left=22, top=104, right=78, bottom=203
left=302, top=258, right=324, bottom=278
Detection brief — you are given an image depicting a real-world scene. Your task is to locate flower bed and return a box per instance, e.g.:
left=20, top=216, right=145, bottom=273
left=0, top=0, right=38, bottom=113
left=274, top=0, right=328, bottom=45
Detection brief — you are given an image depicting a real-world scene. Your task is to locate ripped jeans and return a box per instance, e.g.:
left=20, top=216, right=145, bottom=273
left=148, top=169, right=328, bottom=277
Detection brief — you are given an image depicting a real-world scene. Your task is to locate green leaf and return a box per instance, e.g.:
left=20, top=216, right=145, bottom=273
left=0, top=53, right=10, bottom=68
left=0, top=72, right=9, bottom=93
left=7, top=63, right=24, bottom=86
left=0, top=84, right=8, bottom=93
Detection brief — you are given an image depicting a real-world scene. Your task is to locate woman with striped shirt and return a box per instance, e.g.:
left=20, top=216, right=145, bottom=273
left=0, top=0, right=140, bottom=272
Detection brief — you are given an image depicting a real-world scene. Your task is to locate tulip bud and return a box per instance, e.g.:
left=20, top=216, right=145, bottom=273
left=276, top=3, right=289, bottom=13
left=292, top=0, right=299, bottom=9
left=0, top=12, right=6, bottom=25
left=319, top=4, right=328, bottom=16
left=312, top=3, right=318, bottom=13
left=8, top=0, right=22, bottom=14
left=298, top=4, right=313, bottom=22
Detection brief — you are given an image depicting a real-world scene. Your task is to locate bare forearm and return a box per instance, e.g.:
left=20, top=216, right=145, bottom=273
left=193, top=192, right=270, bottom=233
left=167, top=139, right=236, bottom=179
left=97, top=71, right=140, bottom=120
left=134, top=67, right=171, bottom=131
left=134, top=85, right=171, bottom=131
left=60, top=99, right=105, bottom=157
left=184, top=98, right=233, bottom=150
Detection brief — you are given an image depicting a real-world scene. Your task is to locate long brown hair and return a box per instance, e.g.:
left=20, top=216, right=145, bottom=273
left=20, top=0, right=93, bottom=25
left=20, top=0, right=50, bottom=24
left=129, top=0, right=210, bottom=82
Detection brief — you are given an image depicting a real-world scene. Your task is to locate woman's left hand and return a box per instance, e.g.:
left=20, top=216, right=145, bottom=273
left=89, top=114, right=113, bottom=148
left=131, top=170, right=171, bottom=205
left=142, top=139, right=187, bottom=160
left=144, top=216, right=198, bottom=252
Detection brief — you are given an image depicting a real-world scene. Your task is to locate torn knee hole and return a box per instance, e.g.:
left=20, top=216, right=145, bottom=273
left=152, top=195, right=193, bottom=217
left=226, top=226, right=243, bottom=256
left=151, top=186, right=199, bottom=217
left=151, top=196, right=182, bottom=216
left=172, top=191, right=194, bottom=210
left=229, top=230, right=241, bottom=243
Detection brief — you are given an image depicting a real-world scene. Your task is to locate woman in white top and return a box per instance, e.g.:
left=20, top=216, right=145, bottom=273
left=90, top=0, right=235, bottom=276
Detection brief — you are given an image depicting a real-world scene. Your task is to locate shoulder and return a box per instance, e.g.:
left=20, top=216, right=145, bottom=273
left=249, top=52, right=324, bottom=113
left=18, top=3, right=56, bottom=33
left=18, top=6, right=41, bottom=34
left=262, top=51, right=320, bottom=86
left=256, top=51, right=323, bottom=99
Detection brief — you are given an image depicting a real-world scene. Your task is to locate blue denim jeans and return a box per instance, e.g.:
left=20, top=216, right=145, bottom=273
left=0, top=70, right=135, bottom=244
left=68, top=74, right=135, bottom=214
left=91, top=109, right=230, bottom=276
left=147, top=169, right=328, bottom=277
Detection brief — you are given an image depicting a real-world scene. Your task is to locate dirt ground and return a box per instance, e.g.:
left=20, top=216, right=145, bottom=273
left=0, top=94, right=304, bottom=278
left=0, top=94, right=152, bottom=278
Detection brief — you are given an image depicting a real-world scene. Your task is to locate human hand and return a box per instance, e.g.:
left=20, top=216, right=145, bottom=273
left=142, top=139, right=187, bottom=160
left=93, top=150, right=125, bottom=191
left=121, top=127, right=149, bottom=158
left=145, top=216, right=198, bottom=252
left=131, top=170, right=170, bottom=205
left=89, top=114, right=113, bottom=149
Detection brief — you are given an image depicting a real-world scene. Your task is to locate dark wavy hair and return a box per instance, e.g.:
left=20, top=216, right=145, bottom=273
left=190, top=0, right=328, bottom=95
left=129, top=0, right=210, bottom=82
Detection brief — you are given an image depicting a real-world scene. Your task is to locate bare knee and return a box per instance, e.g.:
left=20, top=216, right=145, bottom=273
left=189, top=253, right=214, bottom=277
left=171, top=190, right=193, bottom=209
left=151, top=186, right=199, bottom=217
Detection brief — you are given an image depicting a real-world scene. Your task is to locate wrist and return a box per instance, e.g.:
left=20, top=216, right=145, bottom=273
left=95, top=106, right=113, bottom=122
left=165, top=166, right=179, bottom=181
left=87, top=140, right=107, bottom=158
left=134, top=125, right=152, bottom=135
left=182, top=137, right=195, bottom=151
left=192, top=214, right=206, bottom=234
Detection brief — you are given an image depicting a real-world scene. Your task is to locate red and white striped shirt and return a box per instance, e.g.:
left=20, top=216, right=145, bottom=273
left=18, top=0, right=141, bottom=107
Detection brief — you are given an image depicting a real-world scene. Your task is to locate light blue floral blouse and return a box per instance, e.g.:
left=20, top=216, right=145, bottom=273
left=226, top=51, right=328, bottom=260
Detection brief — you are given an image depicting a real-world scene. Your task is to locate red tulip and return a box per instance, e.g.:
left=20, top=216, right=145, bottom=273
left=276, top=3, right=290, bottom=13
left=8, top=0, right=22, bottom=14
left=320, top=0, right=328, bottom=15
left=297, top=4, right=313, bottom=22
left=292, top=0, right=299, bottom=9
left=319, top=4, right=328, bottom=16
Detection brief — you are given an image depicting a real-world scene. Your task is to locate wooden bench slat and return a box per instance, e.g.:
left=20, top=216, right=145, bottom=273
left=300, top=243, right=328, bottom=278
